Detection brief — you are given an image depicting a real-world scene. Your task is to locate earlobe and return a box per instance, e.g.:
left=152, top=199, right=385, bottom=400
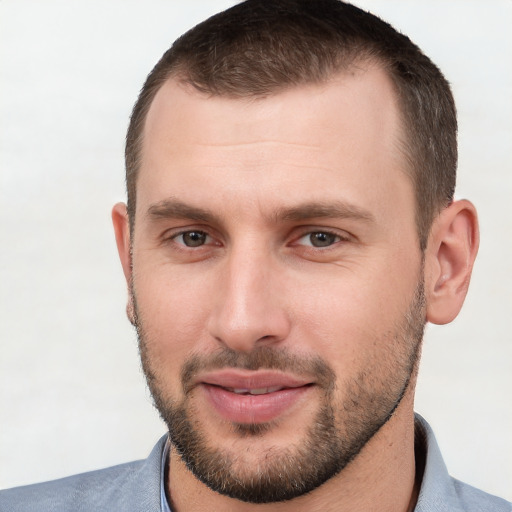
left=112, top=203, right=135, bottom=324
left=126, top=296, right=136, bottom=326
left=425, top=200, right=479, bottom=325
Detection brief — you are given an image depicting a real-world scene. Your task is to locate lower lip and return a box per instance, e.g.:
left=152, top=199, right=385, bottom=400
left=202, top=384, right=311, bottom=424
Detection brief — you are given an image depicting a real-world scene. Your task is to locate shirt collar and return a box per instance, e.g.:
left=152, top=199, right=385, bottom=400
left=159, top=414, right=465, bottom=511
left=160, top=436, right=172, bottom=512
left=413, top=413, right=465, bottom=512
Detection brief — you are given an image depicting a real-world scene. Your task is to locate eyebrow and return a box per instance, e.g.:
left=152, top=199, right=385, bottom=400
left=275, top=202, right=375, bottom=223
left=146, top=198, right=375, bottom=225
left=147, top=199, right=217, bottom=224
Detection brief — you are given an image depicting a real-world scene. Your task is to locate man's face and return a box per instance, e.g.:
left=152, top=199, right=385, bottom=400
left=128, top=67, right=425, bottom=502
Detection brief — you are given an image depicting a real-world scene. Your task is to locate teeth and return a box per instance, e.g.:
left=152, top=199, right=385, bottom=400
left=249, top=387, right=270, bottom=395
left=232, top=388, right=250, bottom=394
left=229, top=386, right=283, bottom=395
left=264, top=386, right=283, bottom=394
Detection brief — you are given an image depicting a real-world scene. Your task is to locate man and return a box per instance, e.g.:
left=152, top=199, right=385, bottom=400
left=0, top=1, right=510, bottom=511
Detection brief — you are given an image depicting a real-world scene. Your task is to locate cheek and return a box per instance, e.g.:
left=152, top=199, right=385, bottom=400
left=134, top=269, right=214, bottom=387
left=289, top=265, right=418, bottom=374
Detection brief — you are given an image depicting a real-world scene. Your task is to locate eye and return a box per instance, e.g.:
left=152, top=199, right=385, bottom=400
left=297, top=231, right=342, bottom=248
left=173, top=230, right=211, bottom=247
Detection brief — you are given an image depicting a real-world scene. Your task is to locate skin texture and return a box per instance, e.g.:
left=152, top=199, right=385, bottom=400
left=113, top=65, right=479, bottom=511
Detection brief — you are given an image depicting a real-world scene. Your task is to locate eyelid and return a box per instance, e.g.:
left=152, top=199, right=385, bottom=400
left=173, top=230, right=210, bottom=246
left=160, top=224, right=352, bottom=250
left=162, top=225, right=220, bottom=246
left=291, top=227, right=352, bottom=244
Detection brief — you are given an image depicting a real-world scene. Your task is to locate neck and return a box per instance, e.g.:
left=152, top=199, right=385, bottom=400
left=167, top=387, right=419, bottom=512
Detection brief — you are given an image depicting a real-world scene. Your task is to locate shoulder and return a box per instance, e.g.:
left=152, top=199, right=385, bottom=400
left=451, top=479, right=512, bottom=512
left=0, top=436, right=167, bottom=512
left=0, top=461, right=143, bottom=512
left=414, top=414, right=511, bottom=512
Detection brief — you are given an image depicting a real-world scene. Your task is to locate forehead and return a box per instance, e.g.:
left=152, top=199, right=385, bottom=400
left=144, top=64, right=403, bottom=153
left=138, top=66, right=412, bottom=225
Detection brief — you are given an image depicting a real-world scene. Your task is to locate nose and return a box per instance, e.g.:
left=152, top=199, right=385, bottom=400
left=207, top=244, right=291, bottom=353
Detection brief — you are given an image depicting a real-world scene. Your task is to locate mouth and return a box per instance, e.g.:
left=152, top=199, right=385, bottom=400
left=196, top=371, right=315, bottom=424
left=221, top=385, right=295, bottom=395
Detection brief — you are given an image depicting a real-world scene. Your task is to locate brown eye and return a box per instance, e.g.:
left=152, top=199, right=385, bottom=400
left=176, top=231, right=209, bottom=247
left=306, top=232, right=340, bottom=247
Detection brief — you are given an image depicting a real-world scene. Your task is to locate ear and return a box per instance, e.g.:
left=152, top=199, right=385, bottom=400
left=112, top=202, right=135, bottom=325
left=424, top=199, right=479, bottom=325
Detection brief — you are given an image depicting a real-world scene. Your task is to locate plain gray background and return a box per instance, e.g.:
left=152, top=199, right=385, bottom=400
left=1, top=0, right=511, bottom=501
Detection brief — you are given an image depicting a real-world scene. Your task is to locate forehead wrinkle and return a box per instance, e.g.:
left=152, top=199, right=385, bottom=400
left=192, top=139, right=324, bottom=149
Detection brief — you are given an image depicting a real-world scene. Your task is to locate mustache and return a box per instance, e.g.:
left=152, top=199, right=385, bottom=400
left=181, top=346, right=336, bottom=394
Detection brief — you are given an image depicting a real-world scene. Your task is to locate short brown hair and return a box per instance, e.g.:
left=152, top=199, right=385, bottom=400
left=125, top=0, right=457, bottom=249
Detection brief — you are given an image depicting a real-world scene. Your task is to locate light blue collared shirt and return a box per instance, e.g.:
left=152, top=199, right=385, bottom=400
left=159, top=414, right=511, bottom=512
left=1, top=415, right=509, bottom=511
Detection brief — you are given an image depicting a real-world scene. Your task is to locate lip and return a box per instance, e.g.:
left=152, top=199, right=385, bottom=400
left=197, top=370, right=314, bottom=424
left=198, top=369, right=313, bottom=390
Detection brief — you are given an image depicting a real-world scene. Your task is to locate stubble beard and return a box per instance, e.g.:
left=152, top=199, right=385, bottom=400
left=133, top=279, right=425, bottom=504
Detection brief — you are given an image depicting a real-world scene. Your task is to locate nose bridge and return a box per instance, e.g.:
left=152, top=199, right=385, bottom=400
left=208, top=239, right=290, bottom=352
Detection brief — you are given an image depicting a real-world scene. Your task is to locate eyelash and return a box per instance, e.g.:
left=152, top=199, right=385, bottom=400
left=170, top=229, right=215, bottom=248
left=167, top=227, right=349, bottom=251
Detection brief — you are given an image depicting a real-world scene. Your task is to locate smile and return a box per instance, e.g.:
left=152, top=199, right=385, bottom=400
left=200, top=382, right=312, bottom=424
